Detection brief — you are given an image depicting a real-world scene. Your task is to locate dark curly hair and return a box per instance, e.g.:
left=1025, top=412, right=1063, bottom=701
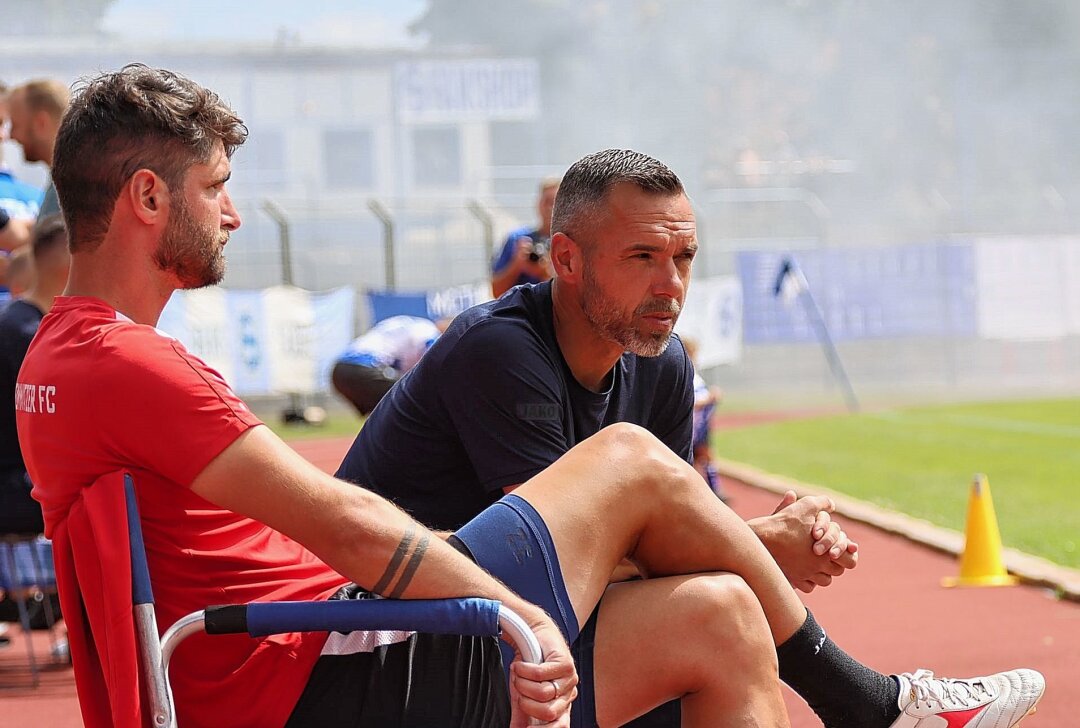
left=52, top=64, right=248, bottom=251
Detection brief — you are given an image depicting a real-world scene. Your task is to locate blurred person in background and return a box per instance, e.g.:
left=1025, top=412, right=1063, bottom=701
left=7, top=79, right=70, bottom=219
left=3, top=244, right=35, bottom=299
left=331, top=314, right=443, bottom=416
left=490, top=176, right=559, bottom=297
left=0, top=82, right=40, bottom=300
left=0, top=207, right=32, bottom=253
left=681, top=336, right=727, bottom=501
left=0, top=215, right=69, bottom=637
left=0, top=215, right=69, bottom=535
left=0, top=218, right=32, bottom=302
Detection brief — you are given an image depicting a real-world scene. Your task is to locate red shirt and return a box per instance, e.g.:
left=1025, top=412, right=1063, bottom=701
left=17, top=296, right=346, bottom=728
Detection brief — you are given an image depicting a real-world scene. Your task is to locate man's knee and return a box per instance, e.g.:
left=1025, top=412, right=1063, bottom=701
left=676, top=575, right=777, bottom=671
left=592, top=422, right=688, bottom=489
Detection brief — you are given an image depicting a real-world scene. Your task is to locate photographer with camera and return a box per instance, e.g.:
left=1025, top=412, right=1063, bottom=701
left=491, top=176, right=559, bottom=297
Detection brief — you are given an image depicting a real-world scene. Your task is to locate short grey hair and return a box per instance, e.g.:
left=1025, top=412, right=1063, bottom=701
left=551, top=149, right=684, bottom=242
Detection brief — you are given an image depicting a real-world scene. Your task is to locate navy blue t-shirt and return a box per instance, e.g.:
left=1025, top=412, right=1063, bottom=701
left=0, top=299, right=44, bottom=472
left=336, top=281, right=695, bottom=531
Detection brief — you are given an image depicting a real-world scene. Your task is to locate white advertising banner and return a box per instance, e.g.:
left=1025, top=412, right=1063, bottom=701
left=263, top=286, right=317, bottom=394
left=974, top=237, right=1080, bottom=340
left=158, top=286, right=356, bottom=395
left=675, top=275, right=743, bottom=368
left=395, top=59, right=541, bottom=123
left=1065, top=241, right=1080, bottom=335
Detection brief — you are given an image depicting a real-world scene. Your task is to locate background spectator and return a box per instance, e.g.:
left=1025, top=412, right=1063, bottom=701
left=331, top=314, right=443, bottom=416
left=490, top=176, right=559, bottom=297
left=0, top=81, right=41, bottom=300
left=682, top=336, right=727, bottom=500
left=7, top=79, right=70, bottom=219
left=3, top=244, right=34, bottom=298
left=0, top=214, right=70, bottom=535
left=0, top=215, right=68, bottom=637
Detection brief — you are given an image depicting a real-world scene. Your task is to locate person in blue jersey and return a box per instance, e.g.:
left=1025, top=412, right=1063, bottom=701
left=0, top=83, right=41, bottom=297
left=331, top=315, right=443, bottom=416
left=491, top=177, right=559, bottom=297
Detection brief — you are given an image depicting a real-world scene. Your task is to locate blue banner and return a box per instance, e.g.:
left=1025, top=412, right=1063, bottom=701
left=738, top=243, right=978, bottom=344
left=367, top=291, right=429, bottom=323
left=368, top=283, right=492, bottom=325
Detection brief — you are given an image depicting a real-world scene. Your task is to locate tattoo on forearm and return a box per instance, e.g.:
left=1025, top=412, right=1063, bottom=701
left=389, top=531, right=430, bottom=598
left=373, top=523, right=416, bottom=595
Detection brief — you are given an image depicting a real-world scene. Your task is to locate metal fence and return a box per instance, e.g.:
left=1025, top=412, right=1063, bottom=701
left=223, top=195, right=541, bottom=294
left=220, top=189, right=1080, bottom=406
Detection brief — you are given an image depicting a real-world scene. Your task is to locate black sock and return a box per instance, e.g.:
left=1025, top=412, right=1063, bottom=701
left=776, top=610, right=901, bottom=728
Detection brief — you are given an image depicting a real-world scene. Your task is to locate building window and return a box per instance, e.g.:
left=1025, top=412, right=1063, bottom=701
left=324, top=128, right=376, bottom=189
left=235, top=127, right=286, bottom=191
left=412, top=126, right=461, bottom=188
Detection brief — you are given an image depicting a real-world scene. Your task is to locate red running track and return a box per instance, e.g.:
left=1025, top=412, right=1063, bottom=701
left=2, top=434, right=1075, bottom=726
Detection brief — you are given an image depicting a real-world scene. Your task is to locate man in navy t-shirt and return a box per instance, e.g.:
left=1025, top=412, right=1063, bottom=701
left=338, top=150, right=861, bottom=727
left=339, top=279, right=694, bottom=530
left=490, top=177, right=559, bottom=298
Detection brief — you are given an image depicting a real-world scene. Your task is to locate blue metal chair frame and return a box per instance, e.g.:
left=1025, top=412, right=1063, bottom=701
left=123, top=475, right=543, bottom=728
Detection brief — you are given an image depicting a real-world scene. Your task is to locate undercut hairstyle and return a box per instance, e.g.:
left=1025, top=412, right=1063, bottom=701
left=15, top=79, right=71, bottom=121
left=30, top=214, right=68, bottom=260
left=551, top=149, right=684, bottom=243
left=52, top=64, right=247, bottom=252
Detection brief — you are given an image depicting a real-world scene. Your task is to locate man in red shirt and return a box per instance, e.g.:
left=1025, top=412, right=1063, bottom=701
left=13, top=65, right=577, bottom=728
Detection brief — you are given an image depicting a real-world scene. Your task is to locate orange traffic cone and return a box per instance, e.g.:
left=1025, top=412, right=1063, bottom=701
left=942, top=474, right=1019, bottom=588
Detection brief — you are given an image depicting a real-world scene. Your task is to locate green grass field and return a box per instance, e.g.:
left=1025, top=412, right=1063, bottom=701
left=714, top=398, right=1080, bottom=569
left=265, top=410, right=363, bottom=440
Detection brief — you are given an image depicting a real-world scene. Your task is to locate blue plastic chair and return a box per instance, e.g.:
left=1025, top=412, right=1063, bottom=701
left=123, top=475, right=543, bottom=728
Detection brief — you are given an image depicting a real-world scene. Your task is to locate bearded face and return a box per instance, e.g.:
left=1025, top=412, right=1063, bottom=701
left=580, top=256, right=681, bottom=357
left=153, top=192, right=228, bottom=289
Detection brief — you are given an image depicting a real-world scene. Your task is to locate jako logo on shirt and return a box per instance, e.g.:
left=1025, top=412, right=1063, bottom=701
left=15, top=383, right=56, bottom=414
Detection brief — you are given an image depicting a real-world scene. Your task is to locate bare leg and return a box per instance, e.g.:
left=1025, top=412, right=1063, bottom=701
left=592, top=573, right=790, bottom=727
left=512, top=423, right=807, bottom=645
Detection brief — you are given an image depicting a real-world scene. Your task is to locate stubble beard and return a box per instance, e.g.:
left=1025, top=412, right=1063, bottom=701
left=581, top=262, right=680, bottom=358
left=153, top=197, right=227, bottom=289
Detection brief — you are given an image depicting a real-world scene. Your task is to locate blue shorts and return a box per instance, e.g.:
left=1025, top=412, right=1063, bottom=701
left=451, top=494, right=598, bottom=728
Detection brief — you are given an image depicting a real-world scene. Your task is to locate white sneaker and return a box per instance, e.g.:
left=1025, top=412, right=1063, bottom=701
left=890, top=669, right=1045, bottom=727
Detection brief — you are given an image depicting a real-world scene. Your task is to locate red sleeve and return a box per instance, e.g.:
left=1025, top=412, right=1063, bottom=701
left=97, top=328, right=262, bottom=487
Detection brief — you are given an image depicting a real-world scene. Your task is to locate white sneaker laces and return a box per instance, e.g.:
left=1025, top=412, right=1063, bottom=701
left=906, top=669, right=994, bottom=710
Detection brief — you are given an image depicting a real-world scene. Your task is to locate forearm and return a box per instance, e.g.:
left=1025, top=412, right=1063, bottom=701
left=192, top=427, right=545, bottom=619
left=0, top=216, right=31, bottom=252
left=315, top=485, right=543, bottom=618
left=491, top=263, right=520, bottom=298
left=746, top=515, right=770, bottom=542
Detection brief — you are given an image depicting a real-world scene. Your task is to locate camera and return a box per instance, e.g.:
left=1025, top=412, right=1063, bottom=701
left=527, top=241, right=549, bottom=262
